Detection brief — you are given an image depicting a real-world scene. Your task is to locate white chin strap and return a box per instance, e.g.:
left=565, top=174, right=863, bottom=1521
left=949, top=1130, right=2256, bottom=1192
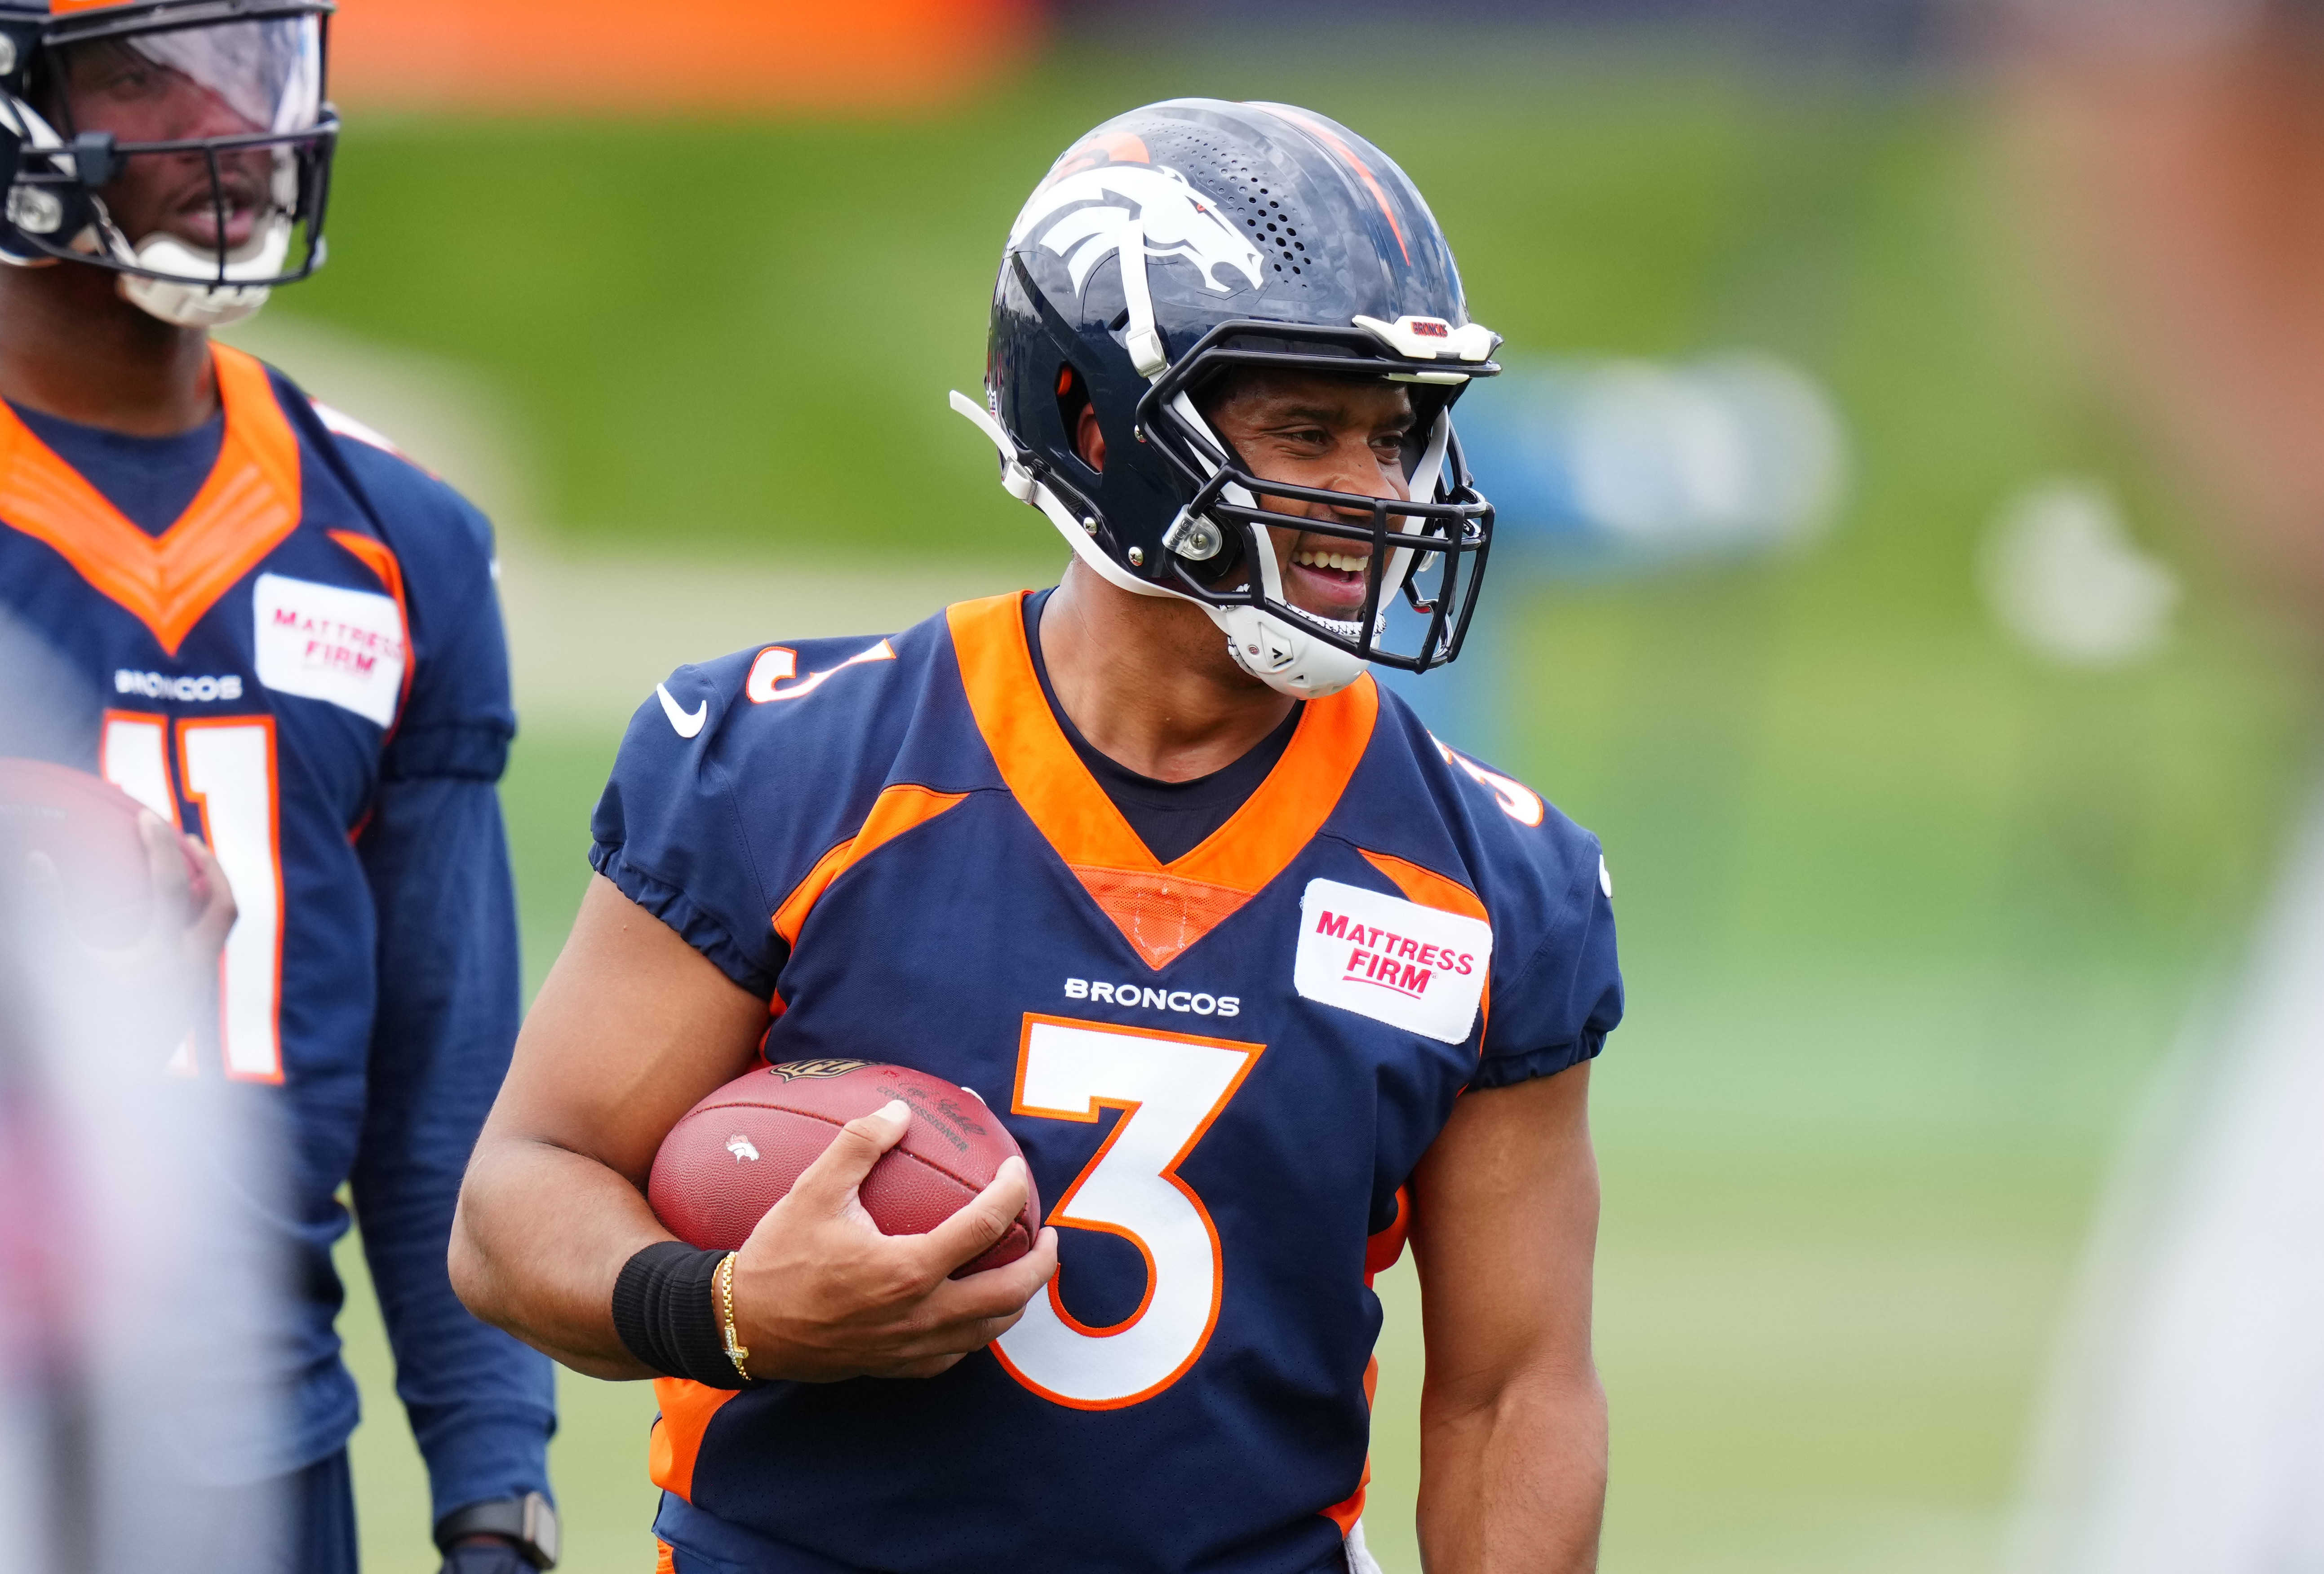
left=118, top=217, right=290, bottom=328
left=950, top=388, right=1415, bottom=701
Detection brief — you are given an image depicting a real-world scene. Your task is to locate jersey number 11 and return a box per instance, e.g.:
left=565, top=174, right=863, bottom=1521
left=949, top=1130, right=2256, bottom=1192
left=101, top=711, right=284, bottom=1083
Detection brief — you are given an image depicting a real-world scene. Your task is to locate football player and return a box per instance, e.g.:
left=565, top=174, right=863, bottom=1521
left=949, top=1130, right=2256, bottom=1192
left=0, top=3, right=556, bottom=1571
left=455, top=100, right=1619, bottom=1574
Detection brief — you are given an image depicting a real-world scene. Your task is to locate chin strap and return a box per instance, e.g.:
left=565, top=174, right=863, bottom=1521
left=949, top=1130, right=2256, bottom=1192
left=950, top=390, right=1171, bottom=601
left=117, top=219, right=289, bottom=328
left=952, top=385, right=1432, bottom=702
left=1163, top=389, right=1377, bottom=699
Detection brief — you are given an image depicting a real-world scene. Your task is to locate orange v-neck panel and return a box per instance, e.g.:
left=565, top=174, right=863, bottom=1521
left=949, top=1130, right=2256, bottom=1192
left=0, top=342, right=302, bottom=657
left=946, top=592, right=1379, bottom=968
left=946, top=593, right=1153, bottom=871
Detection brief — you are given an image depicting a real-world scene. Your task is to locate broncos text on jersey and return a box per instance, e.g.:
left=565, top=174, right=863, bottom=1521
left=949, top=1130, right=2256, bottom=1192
left=592, top=592, right=1623, bottom=1574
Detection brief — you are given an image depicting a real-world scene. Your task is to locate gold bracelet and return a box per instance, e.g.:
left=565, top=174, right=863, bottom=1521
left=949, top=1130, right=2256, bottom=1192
left=717, top=1251, right=752, bottom=1382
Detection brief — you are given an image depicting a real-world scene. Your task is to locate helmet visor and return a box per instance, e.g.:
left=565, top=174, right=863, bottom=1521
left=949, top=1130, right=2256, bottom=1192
left=30, top=15, right=332, bottom=281
left=54, top=18, right=323, bottom=142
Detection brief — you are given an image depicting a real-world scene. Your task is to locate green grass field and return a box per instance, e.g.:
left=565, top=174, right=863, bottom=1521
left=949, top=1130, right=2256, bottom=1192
left=309, top=43, right=2317, bottom=1574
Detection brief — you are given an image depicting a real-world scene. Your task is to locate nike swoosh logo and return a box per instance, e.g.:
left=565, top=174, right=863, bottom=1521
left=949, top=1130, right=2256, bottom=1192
left=656, top=682, right=707, bottom=739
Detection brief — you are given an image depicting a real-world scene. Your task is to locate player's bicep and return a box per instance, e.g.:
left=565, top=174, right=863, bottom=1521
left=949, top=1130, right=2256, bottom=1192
left=488, top=874, right=769, bottom=1187
left=1409, top=1062, right=1599, bottom=1404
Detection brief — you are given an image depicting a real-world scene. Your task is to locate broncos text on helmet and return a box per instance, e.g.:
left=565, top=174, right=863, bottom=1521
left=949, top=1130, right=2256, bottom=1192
left=953, top=98, right=1502, bottom=700
left=0, top=0, right=336, bottom=327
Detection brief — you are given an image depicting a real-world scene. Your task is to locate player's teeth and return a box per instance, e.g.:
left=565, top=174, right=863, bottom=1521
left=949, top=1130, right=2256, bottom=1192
left=1293, top=550, right=1369, bottom=572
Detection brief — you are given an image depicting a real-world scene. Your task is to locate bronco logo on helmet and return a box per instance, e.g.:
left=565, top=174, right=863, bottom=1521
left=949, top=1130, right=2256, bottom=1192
left=1011, top=161, right=1268, bottom=377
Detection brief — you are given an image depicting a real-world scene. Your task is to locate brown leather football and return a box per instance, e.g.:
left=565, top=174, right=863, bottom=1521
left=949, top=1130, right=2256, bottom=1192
left=647, top=1058, right=1041, bottom=1277
left=0, top=757, right=203, bottom=948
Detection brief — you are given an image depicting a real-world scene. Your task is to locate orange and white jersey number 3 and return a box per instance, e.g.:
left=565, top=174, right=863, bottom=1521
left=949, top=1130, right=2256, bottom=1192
left=995, top=1015, right=1264, bottom=1410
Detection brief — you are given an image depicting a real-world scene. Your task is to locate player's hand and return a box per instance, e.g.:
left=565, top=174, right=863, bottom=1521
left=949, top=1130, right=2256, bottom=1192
left=26, top=811, right=236, bottom=966
left=726, top=1098, right=1060, bottom=1382
left=141, top=811, right=237, bottom=976
left=23, top=813, right=235, bottom=1056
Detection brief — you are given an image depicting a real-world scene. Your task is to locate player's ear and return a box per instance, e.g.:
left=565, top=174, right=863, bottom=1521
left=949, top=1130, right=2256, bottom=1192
left=1075, top=403, right=1106, bottom=473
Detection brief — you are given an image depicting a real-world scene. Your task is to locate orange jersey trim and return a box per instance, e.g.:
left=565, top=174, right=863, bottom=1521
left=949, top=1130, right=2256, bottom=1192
left=325, top=528, right=415, bottom=735
left=946, top=592, right=1378, bottom=968
left=647, top=1378, right=740, bottom=1504
left=1364, top=1185, right=1410, bottom=1282
left=179, top=713, right=286, bottom=1085
left=0, top=344, right=301, bottom=658
left=1361, top=847, right=1491, bottom=1048
left=1321, top=1354, right=1382, bottom=1536
left=770, top=783, right=970, bottom=947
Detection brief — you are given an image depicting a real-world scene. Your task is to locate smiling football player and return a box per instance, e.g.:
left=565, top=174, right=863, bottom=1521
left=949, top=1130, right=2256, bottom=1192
left=455, top=99, right=1622, bottom=1574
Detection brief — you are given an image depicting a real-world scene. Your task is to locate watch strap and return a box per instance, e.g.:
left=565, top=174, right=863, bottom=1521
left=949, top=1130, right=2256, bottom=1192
left=434, top=1493, right=559, bottom=1569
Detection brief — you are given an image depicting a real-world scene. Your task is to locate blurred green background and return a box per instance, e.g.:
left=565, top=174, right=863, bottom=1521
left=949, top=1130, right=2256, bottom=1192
left=296, top=42, right=2316, bottom=1574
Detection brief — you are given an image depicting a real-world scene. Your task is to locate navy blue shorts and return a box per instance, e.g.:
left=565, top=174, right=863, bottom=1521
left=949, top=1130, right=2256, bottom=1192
left=286, top=1448, right=359, bottom=1574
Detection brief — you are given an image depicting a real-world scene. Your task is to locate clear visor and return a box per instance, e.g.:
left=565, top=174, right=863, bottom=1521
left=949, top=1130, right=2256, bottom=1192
left=58, top=17, right=322, bottom=142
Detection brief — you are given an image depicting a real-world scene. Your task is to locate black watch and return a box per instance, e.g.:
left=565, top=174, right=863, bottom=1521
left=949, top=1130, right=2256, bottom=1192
left=434, top=1493, right=559, bottom=1570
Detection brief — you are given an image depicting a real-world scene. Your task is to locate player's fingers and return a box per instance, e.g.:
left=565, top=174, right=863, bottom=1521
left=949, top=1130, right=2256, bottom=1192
left=908, top=1155, right=1031, bottom=1278
left=791, top=1099, right=912, bottom=1210
left=139, top=811, right=191, bottom=915
left=891, top=1295, right=1029, bottom=1356
left=141, top=814, right=235, bottom=939
left=172, top=827, right=237, bottom=944
left=919, top=1227, right=1059, bottom=1324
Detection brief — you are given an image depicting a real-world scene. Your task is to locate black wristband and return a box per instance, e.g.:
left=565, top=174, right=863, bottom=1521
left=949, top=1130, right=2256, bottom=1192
left=610, top=1241, right=747, bottom=1388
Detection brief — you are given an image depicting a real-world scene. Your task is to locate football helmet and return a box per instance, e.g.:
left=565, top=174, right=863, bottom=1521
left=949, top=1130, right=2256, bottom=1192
left=954, top=98, right=1501, bottom=699
left=0, top=0, right=336, bottom=327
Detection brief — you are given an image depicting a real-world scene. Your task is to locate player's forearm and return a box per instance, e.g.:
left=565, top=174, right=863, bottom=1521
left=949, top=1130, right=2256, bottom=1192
left=1416, top=1366, right=1607, bottom=1574
left=451, top=1132, right=672, bottom=1380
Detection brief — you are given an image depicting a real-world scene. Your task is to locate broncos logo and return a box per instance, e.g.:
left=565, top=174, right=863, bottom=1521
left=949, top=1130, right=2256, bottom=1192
left=1010, top=163, right=1267, bottom=301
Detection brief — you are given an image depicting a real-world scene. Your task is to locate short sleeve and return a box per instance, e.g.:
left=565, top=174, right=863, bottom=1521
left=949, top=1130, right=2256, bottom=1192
left=1471, top=839, right=1623, bottom=1090
left=589, top=665, right=786, bottom=999
left=340, top=447, right=515, bottom=785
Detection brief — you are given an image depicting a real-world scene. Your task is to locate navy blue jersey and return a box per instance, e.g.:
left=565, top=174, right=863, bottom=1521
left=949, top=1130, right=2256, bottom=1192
left=0, top=345, right=554, bottom=1515
left=593, top=592, right=1622, bottom=1574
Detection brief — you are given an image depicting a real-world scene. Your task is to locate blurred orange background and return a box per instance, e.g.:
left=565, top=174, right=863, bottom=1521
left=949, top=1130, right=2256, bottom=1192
left=328, top=0, right=1042, bottom=113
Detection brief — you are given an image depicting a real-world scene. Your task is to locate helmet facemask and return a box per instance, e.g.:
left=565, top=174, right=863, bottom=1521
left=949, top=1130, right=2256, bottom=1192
left=1, top=2, right=336, bottom=327
left=1140, top=327, right=1496, bottom=683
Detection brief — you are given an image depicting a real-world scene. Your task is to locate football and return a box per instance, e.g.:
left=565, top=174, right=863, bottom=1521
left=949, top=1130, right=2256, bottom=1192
left=648, top=1059, right=1042, bottom=1277
left=0, top=758, right=200, bottom=949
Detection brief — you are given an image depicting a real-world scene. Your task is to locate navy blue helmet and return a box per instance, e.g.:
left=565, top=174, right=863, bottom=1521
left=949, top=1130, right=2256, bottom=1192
left=0, top=0, right=337, bottom=327
left=954, top=98, right=1501, bottom=699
